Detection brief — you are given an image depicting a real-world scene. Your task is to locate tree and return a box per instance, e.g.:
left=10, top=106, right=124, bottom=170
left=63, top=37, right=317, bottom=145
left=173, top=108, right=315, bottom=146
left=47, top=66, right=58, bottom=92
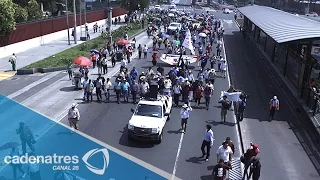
left=27, top=0, right=42, bottom=21
left=13, top=3, right=28, bottom=23
left=0, top=0, right=16, bottom=35
left=119, top=0, right=149, bottom=15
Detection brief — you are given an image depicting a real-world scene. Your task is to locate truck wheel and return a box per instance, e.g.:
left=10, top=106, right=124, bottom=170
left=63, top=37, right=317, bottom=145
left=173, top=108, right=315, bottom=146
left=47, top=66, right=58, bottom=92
left=156, top=132, right=163, bottom=144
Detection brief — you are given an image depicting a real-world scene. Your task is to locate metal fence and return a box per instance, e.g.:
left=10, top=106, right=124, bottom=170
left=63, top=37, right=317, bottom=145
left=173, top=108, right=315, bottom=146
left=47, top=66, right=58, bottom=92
left=301, top=84, right=320, bottom=116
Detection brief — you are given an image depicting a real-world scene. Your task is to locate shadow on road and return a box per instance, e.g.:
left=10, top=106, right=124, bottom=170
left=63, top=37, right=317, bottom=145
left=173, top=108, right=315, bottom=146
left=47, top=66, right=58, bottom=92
left=206, top=120, right=236, bottom=127
left=186, top=156, right=206, bottom=164
left=118, top=127, right=155, bottom=148
left=60, top=86, right=76, bottom=92
left=167, top=129, right=181, bottom=134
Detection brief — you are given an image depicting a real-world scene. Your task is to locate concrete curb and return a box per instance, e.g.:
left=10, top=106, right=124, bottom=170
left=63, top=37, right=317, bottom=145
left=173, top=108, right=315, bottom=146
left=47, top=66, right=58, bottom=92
left=17, top=28, right=147, bottom=75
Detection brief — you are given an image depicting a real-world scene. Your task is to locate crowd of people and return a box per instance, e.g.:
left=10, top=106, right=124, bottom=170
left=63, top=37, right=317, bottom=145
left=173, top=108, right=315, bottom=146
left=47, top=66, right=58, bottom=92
left=68, top=9, right=261, bottom=180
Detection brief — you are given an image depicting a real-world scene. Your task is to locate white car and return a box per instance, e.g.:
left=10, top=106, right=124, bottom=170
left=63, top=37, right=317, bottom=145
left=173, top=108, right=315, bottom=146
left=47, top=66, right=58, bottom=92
left=169, top=4, right=176, bottom=9
left=155, top=5, right=161, bottom=12
left=167, top=22, right=182, bottom=34
left=128, top=95, right=172, bottom=143
left=305, top=12, right=318, bottom=17
left=223, top=8, right=231, bottom=14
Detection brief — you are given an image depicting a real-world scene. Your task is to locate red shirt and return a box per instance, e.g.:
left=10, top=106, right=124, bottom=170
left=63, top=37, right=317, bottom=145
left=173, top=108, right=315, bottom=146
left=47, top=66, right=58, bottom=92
left=152, top=54, right=158, bottom=61
left=195, top=87, right=203, bottom=99
left=91, top=54, right=97, bottom=61
left=245, top=148, right=260, bottom=159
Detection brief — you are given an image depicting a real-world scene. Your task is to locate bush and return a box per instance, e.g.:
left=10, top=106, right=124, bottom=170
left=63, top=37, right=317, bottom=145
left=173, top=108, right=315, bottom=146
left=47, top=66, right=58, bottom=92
left=24, top=21, right=147, bottom=69
left=13, top=3, right=28, bottom=23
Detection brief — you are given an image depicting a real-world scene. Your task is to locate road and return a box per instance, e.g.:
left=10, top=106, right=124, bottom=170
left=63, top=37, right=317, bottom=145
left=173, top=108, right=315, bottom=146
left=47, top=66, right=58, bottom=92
left=221, top=10, right=320, bottom=180
left=0, top=4, right=319, bottom=180
left=57, top=12, right=242, bottom=180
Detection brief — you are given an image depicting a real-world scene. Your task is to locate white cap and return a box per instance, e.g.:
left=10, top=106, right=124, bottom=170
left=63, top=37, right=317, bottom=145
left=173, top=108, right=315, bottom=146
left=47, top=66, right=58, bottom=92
left=273, top=96, right=277, bottom=100
left=71, top=103, right=77, bottom=108
left=182, top=104, right=188, bottom=108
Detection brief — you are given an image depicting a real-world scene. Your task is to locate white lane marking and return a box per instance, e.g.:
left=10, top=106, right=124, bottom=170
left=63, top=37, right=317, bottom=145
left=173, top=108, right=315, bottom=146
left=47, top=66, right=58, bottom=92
left=7, top=71, right=61, bottom=99
left=221, top=37, right=245, bottom=174
left=171, top=133, right=184, bottom=180
left=1, top=43, right=175, bottom=179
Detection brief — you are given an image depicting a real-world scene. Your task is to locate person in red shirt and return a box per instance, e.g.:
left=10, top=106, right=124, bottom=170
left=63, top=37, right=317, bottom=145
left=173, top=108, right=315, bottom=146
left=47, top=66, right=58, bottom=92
left=212, top=159, right=230, bottom=180
left=242, top=143, right=260, bottom=180
left=152, top=52, right=158, bottom=66
left=194, top=84, right=203, bottom=108
left=91, top=53, right=97, bottom=69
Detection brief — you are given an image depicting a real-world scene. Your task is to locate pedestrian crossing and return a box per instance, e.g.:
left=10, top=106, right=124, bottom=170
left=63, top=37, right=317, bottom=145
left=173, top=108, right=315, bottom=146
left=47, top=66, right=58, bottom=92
left=229, top=157, right=243, bottom=180
left=0, top=71, right=16, bottom=81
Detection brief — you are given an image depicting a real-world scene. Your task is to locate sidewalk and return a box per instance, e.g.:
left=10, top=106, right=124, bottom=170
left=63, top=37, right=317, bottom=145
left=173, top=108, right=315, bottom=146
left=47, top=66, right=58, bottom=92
left=0, top=30, right=153, bottom=175
left=0, top=23, right=124, bottom=72
left=234, top=20, right=320, bottom=147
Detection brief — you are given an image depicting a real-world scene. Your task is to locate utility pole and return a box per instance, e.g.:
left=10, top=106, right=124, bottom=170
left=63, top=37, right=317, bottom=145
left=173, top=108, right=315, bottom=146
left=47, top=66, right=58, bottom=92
left=84, top=0, right=87, bottom=39
left=107, top=0, right=112, bottom=43
left=73, top=0, right=77, bottom=44
left=66, top=0, right=71, bottom=45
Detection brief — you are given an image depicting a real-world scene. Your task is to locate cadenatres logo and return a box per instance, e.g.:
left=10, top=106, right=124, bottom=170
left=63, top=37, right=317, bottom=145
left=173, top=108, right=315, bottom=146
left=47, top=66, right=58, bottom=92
left=82, top=148, right=110, bottom=175
left=4, top=148, right=110, bottom=175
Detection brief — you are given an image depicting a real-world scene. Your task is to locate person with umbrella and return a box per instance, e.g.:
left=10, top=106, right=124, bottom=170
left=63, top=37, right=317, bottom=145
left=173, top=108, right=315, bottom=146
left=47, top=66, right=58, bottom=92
left=91, top=52, right=97, bottom=69
left=16, top=122, right=36, bottom=154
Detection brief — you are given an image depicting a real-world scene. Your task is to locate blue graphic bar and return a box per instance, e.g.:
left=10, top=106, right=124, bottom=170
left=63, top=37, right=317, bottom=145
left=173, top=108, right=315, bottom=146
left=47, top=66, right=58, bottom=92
left=0, top=94, right=173, bottom=180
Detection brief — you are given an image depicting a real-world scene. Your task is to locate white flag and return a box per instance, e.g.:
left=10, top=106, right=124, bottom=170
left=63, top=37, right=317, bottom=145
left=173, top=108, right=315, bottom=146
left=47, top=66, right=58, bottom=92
left=182, top=29, right=195, bottom=55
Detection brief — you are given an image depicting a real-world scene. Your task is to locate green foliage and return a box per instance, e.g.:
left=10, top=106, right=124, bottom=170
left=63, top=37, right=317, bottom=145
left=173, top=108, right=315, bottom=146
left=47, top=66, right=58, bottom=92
left=27, top=0, right=42, bottom=21
left=24, top=21, right=146, bottom=69
left=119, top=0, right=149, bottom=14
left=13, top=3, right=28, bottom=23
left=0, top=0, right=16, bottom=35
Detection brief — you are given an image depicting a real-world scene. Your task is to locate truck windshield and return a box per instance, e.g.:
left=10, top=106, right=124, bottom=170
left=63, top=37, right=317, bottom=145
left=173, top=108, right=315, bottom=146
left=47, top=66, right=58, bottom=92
left=135, top=104, right=162, bottom=118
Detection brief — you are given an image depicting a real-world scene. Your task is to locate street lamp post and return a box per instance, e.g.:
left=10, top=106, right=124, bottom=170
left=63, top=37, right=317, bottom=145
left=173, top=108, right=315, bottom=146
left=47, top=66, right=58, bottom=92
left=107, top=0, right=113, bottom=43
left=73, top=0, right=77, bottom=44
left=66, top=0, right=71, bottom=45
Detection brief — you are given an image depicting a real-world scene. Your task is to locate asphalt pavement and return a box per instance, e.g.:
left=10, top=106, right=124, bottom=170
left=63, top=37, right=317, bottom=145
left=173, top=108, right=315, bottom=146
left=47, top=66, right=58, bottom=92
left=0, top=4, right=319, bottom=180
left=0, top=31, right=154, bottom=180
left=58, top=13, right=242, bottom=180
left=221, top=11, right=320, bottom=180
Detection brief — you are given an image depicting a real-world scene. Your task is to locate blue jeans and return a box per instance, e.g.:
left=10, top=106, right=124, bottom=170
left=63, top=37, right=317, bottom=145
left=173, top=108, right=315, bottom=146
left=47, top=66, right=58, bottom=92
left=123, top=90, right=129, bottom=102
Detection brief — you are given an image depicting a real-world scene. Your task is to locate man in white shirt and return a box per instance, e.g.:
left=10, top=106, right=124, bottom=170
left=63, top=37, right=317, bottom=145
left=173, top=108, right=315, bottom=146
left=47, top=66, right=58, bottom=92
left=216, top=141, right=233, bottom=167
left=180, top=104, right=192, bottom=133
left=140, top=81, right=149, bottom=97
left=201, top=124, right=215, bottom=161
left=68, top=103, right=80, bottom=130
left=143, top=45, right=148, bottom=59
left=9, top=53, right=17, bottom=71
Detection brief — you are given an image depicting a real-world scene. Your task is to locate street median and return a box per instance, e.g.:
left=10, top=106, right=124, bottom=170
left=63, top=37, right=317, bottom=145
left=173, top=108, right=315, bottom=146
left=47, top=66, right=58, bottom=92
left=18, top=21, right=147, bottom=75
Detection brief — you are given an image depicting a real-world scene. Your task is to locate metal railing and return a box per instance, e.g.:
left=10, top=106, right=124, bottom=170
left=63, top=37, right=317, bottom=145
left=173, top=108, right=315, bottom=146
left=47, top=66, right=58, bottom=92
left=301, top=84, right=320, bottom=116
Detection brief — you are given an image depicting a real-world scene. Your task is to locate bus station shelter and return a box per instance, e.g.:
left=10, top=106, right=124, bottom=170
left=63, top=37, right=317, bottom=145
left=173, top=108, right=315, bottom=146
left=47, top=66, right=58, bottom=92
left=238, top=5, right=320, bottom=112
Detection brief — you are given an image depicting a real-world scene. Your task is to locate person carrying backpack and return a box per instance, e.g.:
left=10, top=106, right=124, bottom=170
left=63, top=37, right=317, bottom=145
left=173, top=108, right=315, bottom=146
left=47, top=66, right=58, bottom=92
left=218, top=95, right=231, bottom=123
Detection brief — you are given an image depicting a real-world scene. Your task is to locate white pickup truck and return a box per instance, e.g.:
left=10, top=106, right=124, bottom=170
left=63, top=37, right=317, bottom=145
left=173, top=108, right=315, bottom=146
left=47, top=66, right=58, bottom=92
left=128, top=95, right=172, bottom=143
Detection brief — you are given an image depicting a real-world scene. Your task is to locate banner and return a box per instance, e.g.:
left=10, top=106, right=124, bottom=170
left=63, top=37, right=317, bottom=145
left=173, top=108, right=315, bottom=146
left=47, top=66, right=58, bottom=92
left=220, top=91, right=242, bottom=101
left=160, top=54, right=198, bottom=65
left=182, top=29, right=195, bottom=55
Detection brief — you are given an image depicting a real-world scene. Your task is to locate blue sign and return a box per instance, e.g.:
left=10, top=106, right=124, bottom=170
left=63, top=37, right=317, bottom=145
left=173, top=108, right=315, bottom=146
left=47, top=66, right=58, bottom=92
left=0, top=94, right=171, bottom=180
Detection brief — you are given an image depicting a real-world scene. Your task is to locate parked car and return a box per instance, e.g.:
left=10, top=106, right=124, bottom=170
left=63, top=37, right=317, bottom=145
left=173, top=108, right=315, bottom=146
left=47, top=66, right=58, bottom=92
left=305, top=12, right=318, bottom=17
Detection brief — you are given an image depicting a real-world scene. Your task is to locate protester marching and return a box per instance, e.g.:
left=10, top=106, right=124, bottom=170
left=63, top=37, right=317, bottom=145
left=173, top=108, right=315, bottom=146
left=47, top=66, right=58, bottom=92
left=62, top=8, right=260, bottom=180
